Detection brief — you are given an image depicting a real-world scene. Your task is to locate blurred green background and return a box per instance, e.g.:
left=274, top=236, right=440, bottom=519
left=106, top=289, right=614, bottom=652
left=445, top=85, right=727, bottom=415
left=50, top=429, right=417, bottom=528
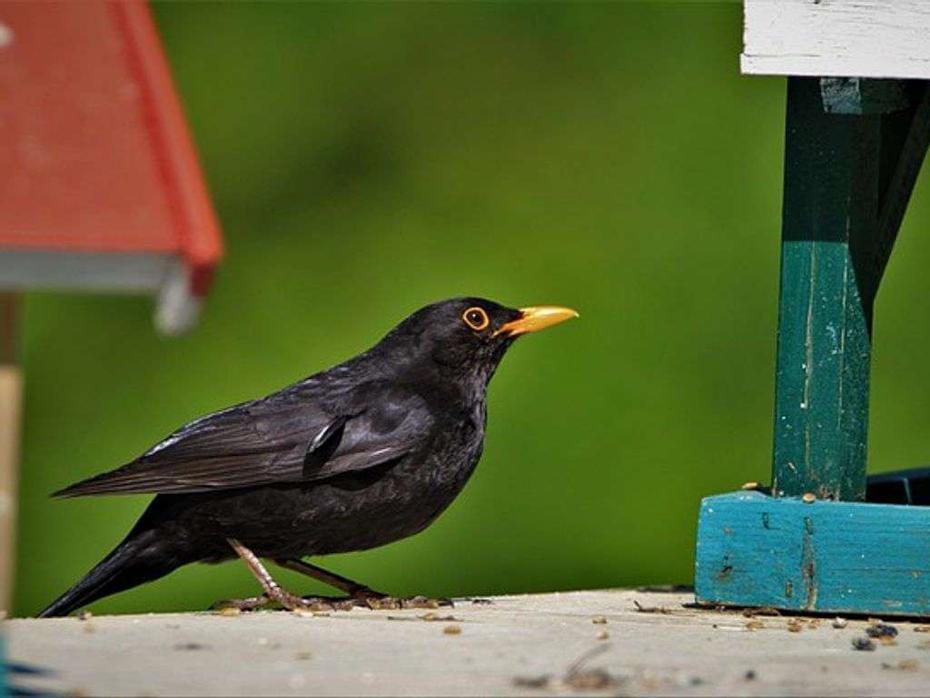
left=14, top=1, right=930, bottom=616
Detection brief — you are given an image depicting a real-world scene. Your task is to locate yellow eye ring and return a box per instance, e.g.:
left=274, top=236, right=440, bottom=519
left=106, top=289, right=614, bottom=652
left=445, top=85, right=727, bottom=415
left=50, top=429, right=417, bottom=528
left=462, top=306, right=490, bottom=331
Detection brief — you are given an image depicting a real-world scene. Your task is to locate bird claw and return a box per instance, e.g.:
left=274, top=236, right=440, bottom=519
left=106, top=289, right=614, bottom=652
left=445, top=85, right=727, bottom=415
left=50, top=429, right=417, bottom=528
left=211, top=588, right=452, bottom=614
left=272, top=589, right=335, bottom=613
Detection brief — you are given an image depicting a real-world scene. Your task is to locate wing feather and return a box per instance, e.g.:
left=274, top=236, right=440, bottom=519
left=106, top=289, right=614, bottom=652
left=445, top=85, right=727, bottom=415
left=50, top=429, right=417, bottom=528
left=54, top=382, right=427, bottom=497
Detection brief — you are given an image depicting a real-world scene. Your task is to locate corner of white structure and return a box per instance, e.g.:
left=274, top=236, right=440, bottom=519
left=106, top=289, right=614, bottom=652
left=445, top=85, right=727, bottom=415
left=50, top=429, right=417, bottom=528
left=154, top=261, right=203, bottom=337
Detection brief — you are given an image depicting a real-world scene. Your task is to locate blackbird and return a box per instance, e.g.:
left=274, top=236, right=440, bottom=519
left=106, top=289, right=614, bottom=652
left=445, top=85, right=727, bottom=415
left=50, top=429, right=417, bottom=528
left=39, top=298, right=577, bottom=617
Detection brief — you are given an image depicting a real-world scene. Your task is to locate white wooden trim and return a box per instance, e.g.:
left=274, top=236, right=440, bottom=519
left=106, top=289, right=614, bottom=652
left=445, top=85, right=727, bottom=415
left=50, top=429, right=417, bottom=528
left=742, top=0, right=930, bottom=80
left=0, top=251, right=201, bottom=335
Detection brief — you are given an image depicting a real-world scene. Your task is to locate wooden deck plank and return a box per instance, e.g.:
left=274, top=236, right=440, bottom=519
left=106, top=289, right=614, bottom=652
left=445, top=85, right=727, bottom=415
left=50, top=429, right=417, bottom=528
left=8, top=589, right=930, bottom=696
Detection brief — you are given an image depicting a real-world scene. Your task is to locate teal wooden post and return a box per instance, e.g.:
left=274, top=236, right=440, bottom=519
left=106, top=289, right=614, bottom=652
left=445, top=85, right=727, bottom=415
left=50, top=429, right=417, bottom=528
left=773, top=77, right=930, bottom=501
left=694, top=77, right=930, bottom=616
left=772, top=77, right=881, bottom=502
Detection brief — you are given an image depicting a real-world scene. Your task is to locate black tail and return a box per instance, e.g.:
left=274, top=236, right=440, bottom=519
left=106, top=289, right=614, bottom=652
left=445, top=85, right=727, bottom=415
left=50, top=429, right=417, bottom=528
left=39, top=528, right=183, bottom=618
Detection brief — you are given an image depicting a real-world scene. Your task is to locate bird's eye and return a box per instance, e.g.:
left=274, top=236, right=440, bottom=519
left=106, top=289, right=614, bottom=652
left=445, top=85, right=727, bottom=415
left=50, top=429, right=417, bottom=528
left=462, top=307, right=490, bottom=331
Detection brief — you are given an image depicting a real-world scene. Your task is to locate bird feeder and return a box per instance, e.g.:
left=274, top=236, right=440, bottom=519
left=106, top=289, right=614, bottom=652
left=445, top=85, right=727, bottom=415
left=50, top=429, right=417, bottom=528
left=0, top=0, right=222, bottom=617
left=695, top=1, right=930, bottom=616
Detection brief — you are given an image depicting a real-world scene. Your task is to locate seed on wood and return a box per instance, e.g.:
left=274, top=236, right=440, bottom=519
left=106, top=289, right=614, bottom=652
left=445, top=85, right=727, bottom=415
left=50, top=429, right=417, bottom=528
left=866, top=623, right=898, bottom=639
left=852, top=637, right=876, bottom=651
left=443, top=625, right=462, bottom=635
left=512, top=675, right=551, bottom=689
left=592, top=616, right=607, bottom=624
left=832, top=617, right=848, bottom=629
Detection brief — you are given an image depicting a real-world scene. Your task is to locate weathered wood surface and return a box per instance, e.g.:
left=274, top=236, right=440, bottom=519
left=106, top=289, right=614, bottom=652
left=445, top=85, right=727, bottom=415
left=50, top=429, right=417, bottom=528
left=770, top=77, right=930, bottom=502
left=742, top=0, right=930, bottom=80
left=0, top=293, right=20, bottom=615
left=9, top=589, right=930, bottom=696
left=772, top=77, right=880, bottom=501
left=696, top=492, right=930, bottom=616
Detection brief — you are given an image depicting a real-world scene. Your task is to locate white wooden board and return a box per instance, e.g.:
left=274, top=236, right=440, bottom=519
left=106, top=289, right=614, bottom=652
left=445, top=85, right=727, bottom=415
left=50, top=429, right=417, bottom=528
left=9, top=590, right=930, bottom=697
left=743, top=0, right=930, bottom=80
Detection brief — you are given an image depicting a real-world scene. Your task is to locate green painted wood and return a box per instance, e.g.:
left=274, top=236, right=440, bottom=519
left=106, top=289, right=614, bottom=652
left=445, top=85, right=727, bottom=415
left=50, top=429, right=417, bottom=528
left=773, top=77, right=881, bottom=501
left=695, top=491, right=930, bottom=616
left=820, top=78, right=910, bottom=115
left=772, top=78, right=930, bottom=502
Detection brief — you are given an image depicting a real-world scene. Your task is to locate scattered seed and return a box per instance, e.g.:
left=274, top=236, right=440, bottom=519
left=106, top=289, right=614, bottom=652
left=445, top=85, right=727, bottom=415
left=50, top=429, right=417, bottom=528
left=173, top=642, right=207, bottom=651
left=633, top=600, right=670, bottom=614
left=419, top=613, right=458, bottom=622
left=295, top=651, right=312, bottom=661
left=443, top=625, right=461, bottom=635
left=914, top=625, right=930, bottom=633
left=744, top=670, right=757, bottom=681
left=592, top=616, right=607, bottom=624
left=852, top=637, right=876, bottom=651
left=512, top=675, right=551, bottom=689
left=564, top=668, right=619, bottom=691
left=802, top=492, right=816, bottom=503
left=786, top=619, right=803, bottom=633
left=78, top=611, right=93, bottom=621
left=597, top=630, right=609, bottom=641
left=741, top=481, right=762, bottom=490
left=217, top=607, right=241, bottom=617
left=745, top=620, right=765, bottom=631
left=832, top=617, right=848, bottom=629
left=867, top=624, right=898, bottom=639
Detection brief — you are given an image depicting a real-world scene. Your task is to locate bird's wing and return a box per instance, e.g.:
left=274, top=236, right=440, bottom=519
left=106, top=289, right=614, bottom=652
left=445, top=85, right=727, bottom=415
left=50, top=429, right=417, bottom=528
left=54, top=382, right=429, bottom=497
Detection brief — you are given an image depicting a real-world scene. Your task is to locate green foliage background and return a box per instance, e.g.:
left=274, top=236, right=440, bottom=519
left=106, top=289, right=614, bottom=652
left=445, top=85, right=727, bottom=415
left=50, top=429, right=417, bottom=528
left=14, top=1, right=930, bottom=616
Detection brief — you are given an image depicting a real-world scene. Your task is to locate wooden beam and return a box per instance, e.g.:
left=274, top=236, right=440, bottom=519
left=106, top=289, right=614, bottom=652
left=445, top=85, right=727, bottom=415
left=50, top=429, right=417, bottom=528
left=743, top=0, right=930, bottom=80
left=695, top=491, right=930, bottom=616
left=772, top=77, right=881, bottom=502
left=0, top=293, right=20, bottom=616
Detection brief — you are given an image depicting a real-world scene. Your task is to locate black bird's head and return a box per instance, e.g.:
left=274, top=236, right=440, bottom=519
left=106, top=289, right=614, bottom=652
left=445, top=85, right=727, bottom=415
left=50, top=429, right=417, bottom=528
left=373, top=297, right=578, bottom=389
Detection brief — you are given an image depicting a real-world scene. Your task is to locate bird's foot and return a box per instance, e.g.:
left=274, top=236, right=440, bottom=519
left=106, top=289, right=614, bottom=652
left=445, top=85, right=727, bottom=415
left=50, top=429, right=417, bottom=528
left=269, top=587, right=338, bottom=612
left=360, top=593, right=454, bottom=610
left=212, top=591, right=345, bottom=613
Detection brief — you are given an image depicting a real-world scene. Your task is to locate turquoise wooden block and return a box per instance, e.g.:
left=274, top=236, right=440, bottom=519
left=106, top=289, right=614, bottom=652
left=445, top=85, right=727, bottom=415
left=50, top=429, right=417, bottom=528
left=695, top=491, right=930, bottom=616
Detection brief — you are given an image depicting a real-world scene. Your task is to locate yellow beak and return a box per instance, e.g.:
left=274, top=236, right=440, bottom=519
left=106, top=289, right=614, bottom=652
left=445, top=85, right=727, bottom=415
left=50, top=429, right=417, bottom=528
left=494, top=306, right=579, bottom=337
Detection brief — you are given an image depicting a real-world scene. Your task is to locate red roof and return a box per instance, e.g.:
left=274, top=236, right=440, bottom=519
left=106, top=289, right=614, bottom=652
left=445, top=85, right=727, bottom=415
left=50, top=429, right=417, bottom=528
left=0, top=0, right=222, bottom=299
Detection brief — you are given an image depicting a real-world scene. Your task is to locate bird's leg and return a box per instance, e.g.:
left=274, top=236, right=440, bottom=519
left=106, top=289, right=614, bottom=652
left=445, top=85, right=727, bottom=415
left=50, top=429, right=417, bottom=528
left=274, top=558, right=385, bottom=599
left=224, top=539, right=334, bottom=612
left=275, top=557, right=453, bottom=609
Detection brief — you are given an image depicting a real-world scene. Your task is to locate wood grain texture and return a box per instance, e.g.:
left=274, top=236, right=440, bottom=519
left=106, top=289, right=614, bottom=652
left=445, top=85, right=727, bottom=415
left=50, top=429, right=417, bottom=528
left=773, top=78, right=880, bottom=501
left=0, top=366, right=21, bottom=614
left=743, top=0, right=930, bottom=80
left=695, top=491, right=930, bottom=616
left=12, top=590, right=930, bottom=696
